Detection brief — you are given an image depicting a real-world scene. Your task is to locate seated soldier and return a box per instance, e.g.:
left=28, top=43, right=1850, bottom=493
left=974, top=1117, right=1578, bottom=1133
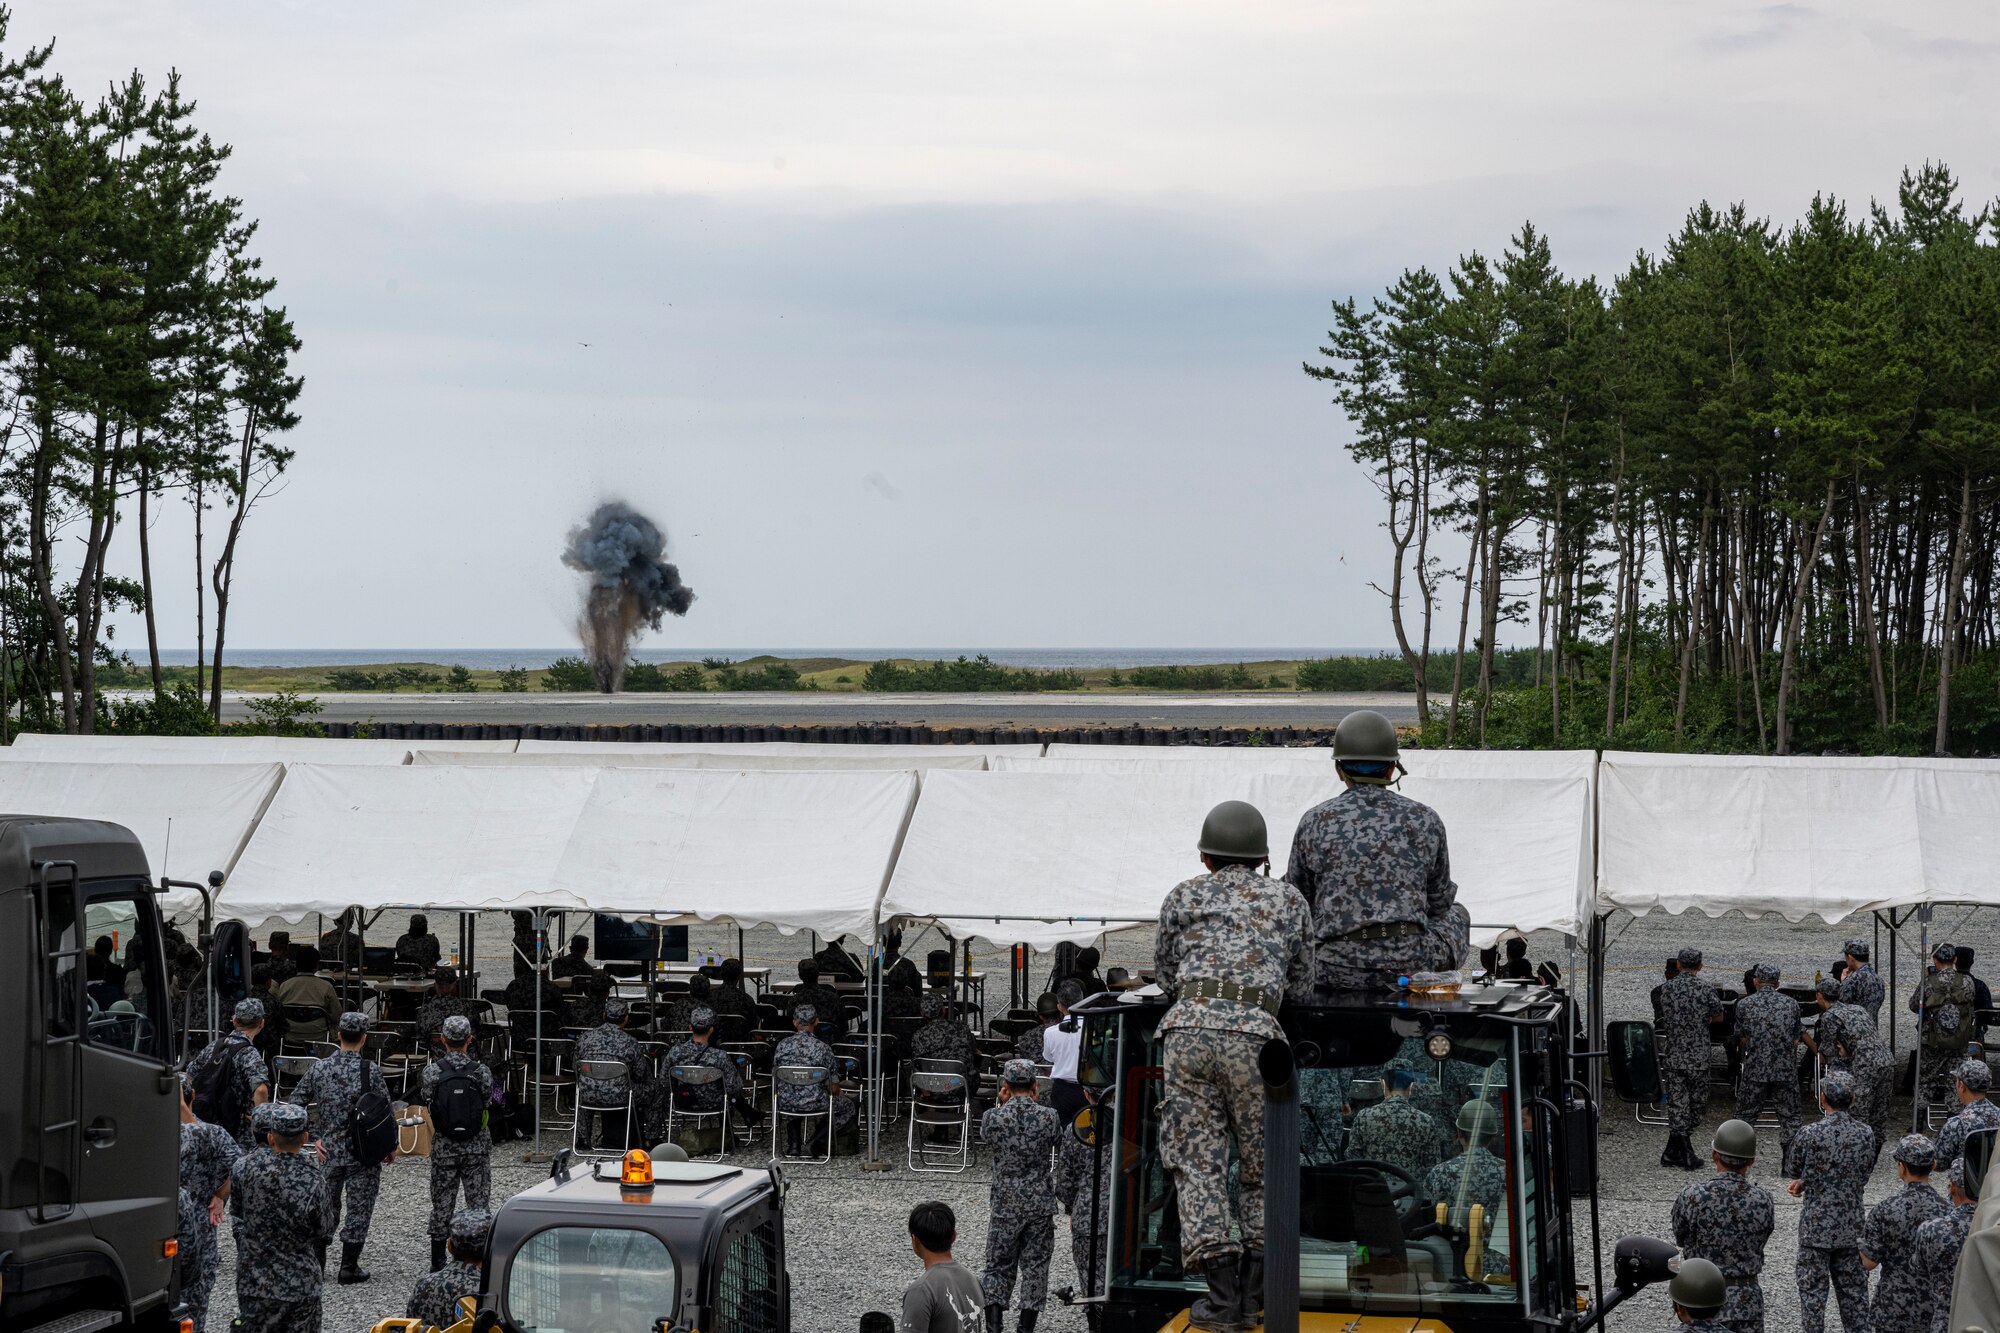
left=396, top=914, right=442, bottom=969
left=661, top=1006, right=759, bottom=1136
left=661, top=973, right=714, bottom=1037
left=416, top=969, right=480, bottom=1044
left=1348, top=1068, right=1443, bottom=1183
left=910, top=989, right=979, bottom=1074
left=265, top=931, right=298, bottom=985
left=574, top=999, right=660, bottom=1150
left=1015, top=992, right=1061, bottom=1063
left=1424, top=1101, right=1508, bottom=1234
left=710, top=959, right=760, bottom=1024
left=273, top=945, right=340, bottom=1047
left=552, top=935, right=612, bottom=1028
left=772, top=1004, right=854, bottom=1154
left=788, top=959, right=849, bottom=1042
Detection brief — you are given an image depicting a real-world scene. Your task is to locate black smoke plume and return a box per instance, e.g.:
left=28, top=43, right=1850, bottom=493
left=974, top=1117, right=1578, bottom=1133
left=561, top=502, right=696, bottom=692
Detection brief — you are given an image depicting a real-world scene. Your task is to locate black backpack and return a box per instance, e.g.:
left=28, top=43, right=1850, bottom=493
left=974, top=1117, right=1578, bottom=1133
left=349, top=1063, right=399, bottom=1162
left=190, top=1035, right=248, bottom=1131
left=432, top=1066, right=487, bottom=1142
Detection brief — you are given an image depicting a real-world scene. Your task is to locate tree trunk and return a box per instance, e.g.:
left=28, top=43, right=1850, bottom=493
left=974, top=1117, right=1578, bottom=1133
left=1852, top=473, right=1888, bottom=733
left=193, top=485, right=206, bottom=698
left=1378, top=437, right=1425, bottom=721
left=138, top=453, right=163, bottom=697
left=1446, top=498, right=1485, bottom=747
left=1414, top=450, right=1435, bottom=723
left=210, top=406, right=262, bottom=725
left=1674, top=492, right=1713, bottom=744
left=28, top=391, right=79, bottom=733
left=1934, top=468, right=1974, bottom=756
left=1776, top=481, right=1837, bottom=755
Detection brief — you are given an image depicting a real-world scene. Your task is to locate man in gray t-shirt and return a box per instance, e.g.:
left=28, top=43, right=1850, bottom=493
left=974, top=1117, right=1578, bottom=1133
left=901, top=1202, right=986, bottom=1333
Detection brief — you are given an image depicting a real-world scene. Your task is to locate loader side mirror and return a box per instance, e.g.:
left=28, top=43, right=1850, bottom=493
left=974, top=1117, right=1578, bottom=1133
left=1966, top=1127, right=1997, bottom=1202
left=1612, top=1235, right=1679, bottom=1292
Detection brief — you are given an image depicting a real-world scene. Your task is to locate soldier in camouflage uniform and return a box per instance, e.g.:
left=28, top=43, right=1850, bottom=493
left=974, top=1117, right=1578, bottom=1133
left=661, top=1006, right=753, bottom=1143
left=577, top=998, right=660, bottom=1150
left=660, top=973, right=714, bottom=1037
left=1734, top=964, right=1803, bottom=1175
left=178, top=1075, right=241, bottom=1333
left=1284, top=710, right=1469, bottom=991
left=396, top=914, right=443, bottom=969
left=1913, top=1158, right=1976, bottom=1333
left=1931, top=1059, right=1999, bottom=1171
left=787, top=958, right=849, bottom=1042
left=189, top=997, right=272, bottom=1146
left=230, top=1100, right=336, bottom=1333
left=1015, top=992, right=1060, bottom=1064
left=1423, top=1100, right=1508, bottom=1235
left=416, top=969, right=481, bottom=1044
left=1657, top=947, right=1724, bottom=1169
left=1789, top=1072, right=1876, bottom=1333
left=1054, top=1088, right=1115, bottom=1330
left=979, top=1059, right=1063, bottom=1333
left=265, top=931, right=299, bottom=987
left=774, top=1005, right=853, bottom=1155
left=710, top=958, right=761, bottom=1026
left=910, top=988, right=980, bottom=1072
left=552, top=935, right=612, bottom=1028
left=407, top=1206, right=491, bottom=1331
left=1862, top=1134, right=1949, bottom=1333
left=1672, top=1120, right=1774, bottom=1333
left=1842, top=939, right=1886, bottom=1026
left=1671, top=1259, right=1741, bottom=1333
left=288, top=1010, right=391, bottom=1285
left=1348, top=1068, right=1443, bottom=1183
left=1156, top=800, right=1316, bottom=1332
left=1913, top=943, right=1979, bottom=1108
left=1810, top=979, right=1895, bottom=1157
left=422, top=1014, right=494, bottom=1271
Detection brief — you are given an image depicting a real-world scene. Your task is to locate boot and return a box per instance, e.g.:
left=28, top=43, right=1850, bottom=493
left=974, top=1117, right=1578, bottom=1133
left=984, top=1305, right=1004, bottom=1333
left=1188, top=1255, right=1244, bottom=1332
left=337, top=1240, right=371, bottom=1285
left=1016, top=1311, right=1038, bottom=1333
left=1238, top=1249, right=1264, bottom=1324
left=1660, top=1133, right=1684, bottom=1168
left=1681, top=1136, right=1704, bottom=1170
left=430, top=1238, right=447, bottom=1272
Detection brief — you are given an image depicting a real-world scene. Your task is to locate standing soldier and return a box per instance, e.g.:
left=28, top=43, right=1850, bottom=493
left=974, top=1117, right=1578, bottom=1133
left=1861, top=1134, right=1949, bottom=1333
left=1657, top=947, right=1724, bottom=1170
left=980, top=1059, right=1063, bottom=1333
left=1670, top=1259, right=1740, bottom=1333
left=1913, top=943, right=1978, bottom=1110
left=1672, top=1120, right=1774, bottom=1333
left=1285, top=711, right=1469, bottom=990
left=1931, top=1059, right=1999, bottom=1172
left=1054, top=1088, right=1114, bottom=1333
left=1810, top=979, right=1895, bottom=1157
left=1734, top=964, right=1803, bottom=1175
left=188, top=998, right=273, bottom=1146
left=230, top=1101, right=336, bottom=1333
left=422, top=1013, right=494, bottom=1271
left=178, top=1075, right=241, bottom=1333
left=1841, top=940, right=1886, bottom=1026
left=1913, top=1157, right=1977, bottom=1333
left=407, top=1207, right=491, bottom=1331
left=1348, top=1068, right=1444, bottom=1183
left=287, top=1010, right=392, bottom=1285
left=1156, top=800, right=1315, bottom=1332
left=1789, top=1072, right=1876, bottom=1333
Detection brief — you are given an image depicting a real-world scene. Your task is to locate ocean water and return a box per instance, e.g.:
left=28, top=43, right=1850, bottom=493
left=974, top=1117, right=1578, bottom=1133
left=153, top=647, right=1395, bottom=670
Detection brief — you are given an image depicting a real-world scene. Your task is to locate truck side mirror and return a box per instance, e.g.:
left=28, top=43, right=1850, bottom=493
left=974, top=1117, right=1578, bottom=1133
left=1606, top=1021, right=1662, bottom=1105
left=1966, top=1127, right=1997, bottom=1202
left=211, top=919, right=253, bottom=1004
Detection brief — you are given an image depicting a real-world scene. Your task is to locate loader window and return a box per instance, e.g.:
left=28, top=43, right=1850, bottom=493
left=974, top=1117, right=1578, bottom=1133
left=505, top=1226, right=678, bottom=1333
left=715, top=1217, right=783, bottom=1333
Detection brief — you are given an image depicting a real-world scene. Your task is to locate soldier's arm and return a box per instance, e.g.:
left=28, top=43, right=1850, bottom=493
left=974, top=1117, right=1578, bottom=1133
left=1860, top=1206, right=1885, bottom=1269
left=1283, top=890, right=1316, bottom=1005
left=1153, top=889, right=1183, bottom=996
left=285, top=1064, right=311, bottom=1106
left=1283, top=819, right=1316, bottom=910
left=1424, top=817, right=1455, bottom=921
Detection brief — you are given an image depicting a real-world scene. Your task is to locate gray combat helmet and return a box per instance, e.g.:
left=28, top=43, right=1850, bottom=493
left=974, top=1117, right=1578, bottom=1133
left=1197, top=800, right=1269, bottom=860
left=1333, top=709, right=1401, bottom=763
left=1668, top=1257, right=1727, bottom=1313
left=1711, top=1119, right=1757, bottom=1162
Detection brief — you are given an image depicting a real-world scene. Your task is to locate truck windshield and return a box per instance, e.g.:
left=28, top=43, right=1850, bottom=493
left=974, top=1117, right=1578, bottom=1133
left=504, top=1225, right=678, bottom=1333
left=1109, top=1006, right=1536, bottom=1316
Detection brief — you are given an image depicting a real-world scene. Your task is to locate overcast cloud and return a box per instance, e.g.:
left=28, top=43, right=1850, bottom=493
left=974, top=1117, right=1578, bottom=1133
left=18, top=0, right=1999, bottom=652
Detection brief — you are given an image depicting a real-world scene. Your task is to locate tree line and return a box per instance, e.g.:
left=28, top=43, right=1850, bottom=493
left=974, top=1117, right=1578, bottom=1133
left=1306, top=163, right=2000, bottom=754
left=0, top=13, right=302, bottom=736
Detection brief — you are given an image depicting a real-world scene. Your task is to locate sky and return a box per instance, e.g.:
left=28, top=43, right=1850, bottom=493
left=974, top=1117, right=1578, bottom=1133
left=19, top=1, right=2000, bottom=652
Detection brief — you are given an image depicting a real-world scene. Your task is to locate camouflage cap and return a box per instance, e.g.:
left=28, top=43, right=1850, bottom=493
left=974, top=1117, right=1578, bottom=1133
left=337, top=1010, right=371, bottom=1037
left=441, top=1014, right=473, bottom=1042
left=1752, top=962, right=1780, bottom=984
left=1843, top=938, right=1870, bottom=961
left=1677, top=947, right=1703, bottom=967
left=1935, top=942, right=1957, bottom=962
left=250, top=1102, right=277, bottom=1134
left=604, top=998, right=629, bottom=1022
left=232, top=998, right=265, bottom=1024
left=793, top=1004, right=818, bottom=1026
left=1815, top=977, right=1842, bottom=1001
left=265, top=1102, right=308, bottom=1135
left=921, top=991, right=952, bottom=1020
left=689, top=1006, right=716, bottom=1032
left=1002, top=1058, right=1038, bottom=1089
left=1894, top=1134, right=1937, bottom=1170
left=1819, top=1070, right=1856, bottom=1109
left=1958, top=1060, right=1993, bottom=1092
left=449, top=1207, right=494, bottom=1245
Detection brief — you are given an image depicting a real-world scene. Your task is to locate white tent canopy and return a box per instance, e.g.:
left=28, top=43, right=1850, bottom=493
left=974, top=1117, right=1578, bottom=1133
left=1, top=734, right=517, bottom=763
left=517, top=739, right=1040, bottom=758
left=1598, top=752, right=2000, bottom=923
left=416, top=748, right=988, bottom=771
left=883, top=767, right=1594, bottom=949
left=0, top=760, right=285, bottom=912
left=1040, top=743, right=1329, bottom=765
left=222, top=764, right=598, bottom=922
left=553, top=768, right=918, bottom=941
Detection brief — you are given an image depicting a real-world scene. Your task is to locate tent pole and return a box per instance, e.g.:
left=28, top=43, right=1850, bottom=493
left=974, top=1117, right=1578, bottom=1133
left=533, top=907, right=546, bottom=1156
left=1588, top=912, right=1608, bottom=1108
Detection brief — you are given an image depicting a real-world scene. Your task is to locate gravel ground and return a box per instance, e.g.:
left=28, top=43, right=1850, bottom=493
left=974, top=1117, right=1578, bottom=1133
left=196, top=907, right=1992, bottom=1333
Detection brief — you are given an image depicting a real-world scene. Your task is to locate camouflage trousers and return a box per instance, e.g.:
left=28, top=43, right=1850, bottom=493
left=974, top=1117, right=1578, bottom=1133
left=1719, top=1279, right=1764, bottom=1333
left=1918, top=1045, right=1961, bottom=1108
left=1069, top=1209, right=1108, bottom=1299
left=982, top=1209, right=1054, bottom=1311
left=1735, top=1075, right=1799, bottom=1168
left=1663, top=1064, right=1711, bottom=1134
left=182, top=1219, right=220, bottom=1333
left=324, top=1157, right=382, bottom=1245
left=1160, top=1027, right=1265, bottom=1267
left=1315, top=904, right=1471, bottom=991
left=1853, top=1062, right=1895, bottom=1159
left=236, top=1295, right=322, bottom=1333
left=428, top=1147, right=493, bottom=1239
left=1796, top=1245, right=1870, bottom=1333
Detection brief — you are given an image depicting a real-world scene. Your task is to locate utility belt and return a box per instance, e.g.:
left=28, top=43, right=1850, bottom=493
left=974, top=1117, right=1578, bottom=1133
left=1177, top=979, right=1281, bottom=1016
left=1330, top=920, right=1424, bottom=943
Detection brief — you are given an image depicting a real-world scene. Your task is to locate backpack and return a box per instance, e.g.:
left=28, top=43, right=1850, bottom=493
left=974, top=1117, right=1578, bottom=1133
left=349, top=1063, right=399, bottom=1162
left=190, top=1035, right=248, bottom=1131
left=432, top=1066, right=487, bottom=1142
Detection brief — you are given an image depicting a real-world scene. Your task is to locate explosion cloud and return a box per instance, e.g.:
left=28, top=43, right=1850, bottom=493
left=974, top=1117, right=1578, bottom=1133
left=561, top=501, right=697, bottom=692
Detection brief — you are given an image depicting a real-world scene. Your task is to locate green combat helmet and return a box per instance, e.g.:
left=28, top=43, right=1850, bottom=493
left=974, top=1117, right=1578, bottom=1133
left=1668, top=1257, right=1727, bottom=1314
left=1712, top=1119, right=1757, bottom=1163
left=1457, top=1099, right=1497, bottom=1140
left=1198, top=800, right=1269, bottom=860
left=1334, top=709, right=1403, bottom=783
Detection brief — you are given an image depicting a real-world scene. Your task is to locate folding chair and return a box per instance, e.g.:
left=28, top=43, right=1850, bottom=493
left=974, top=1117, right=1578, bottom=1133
left=773, top=1066, right=834, bottom=1163
left=280, top=1006, right=328, bottom=1057
left=517, top=1037, right=577, bottom=1132
left=273, top=1054, right=318, bottom=1099
left=572, top=1059, right=634, bottom=1157
left=668, top=1065, right=732, bottom=1162
left=908, top=1062, right=972, bottom=1172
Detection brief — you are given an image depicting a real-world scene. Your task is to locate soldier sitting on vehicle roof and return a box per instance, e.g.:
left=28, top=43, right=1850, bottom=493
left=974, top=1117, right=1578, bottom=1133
left=1284, top=710, right=1470, bottom=992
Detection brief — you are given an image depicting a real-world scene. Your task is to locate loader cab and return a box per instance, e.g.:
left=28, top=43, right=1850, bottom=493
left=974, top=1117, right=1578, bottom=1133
left=0, top=815, right=183, bottom=1332
left=1074, top=982, right=1589, bottom=1333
